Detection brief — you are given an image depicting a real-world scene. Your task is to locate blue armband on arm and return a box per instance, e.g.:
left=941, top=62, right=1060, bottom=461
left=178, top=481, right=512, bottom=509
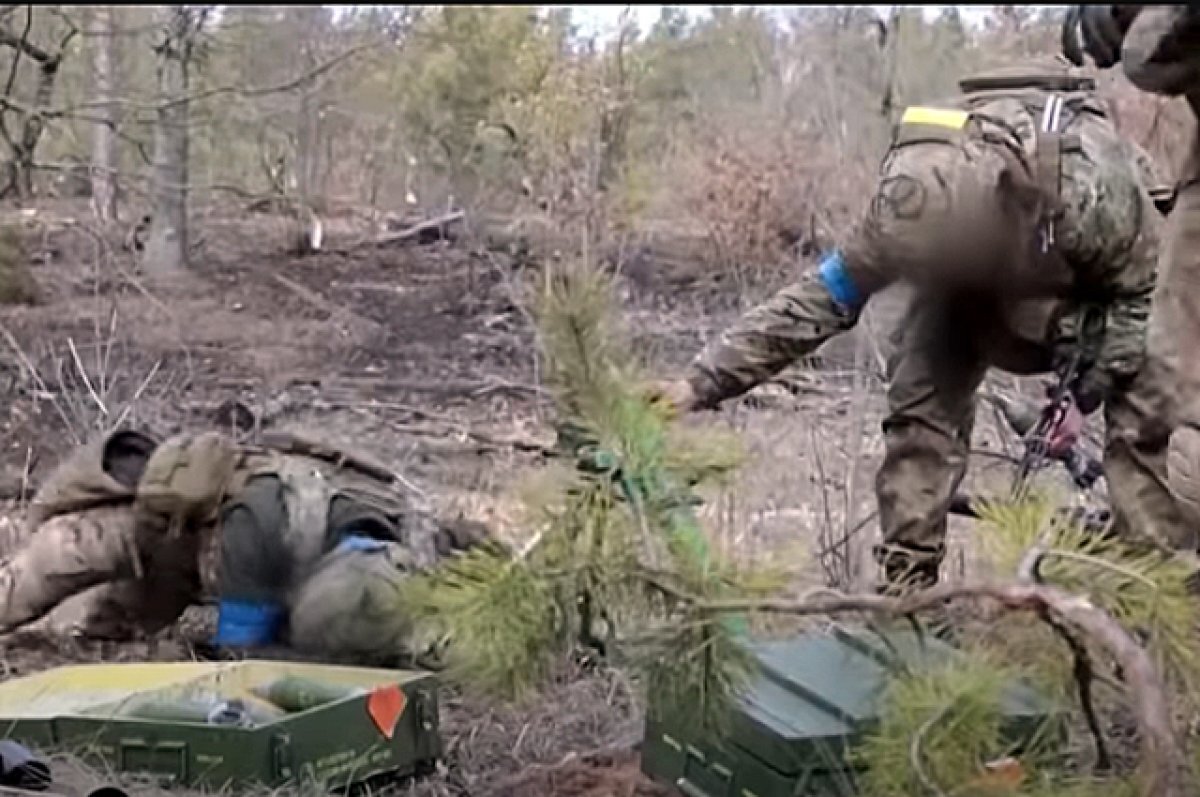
left=213, top=599, right=285, bottom=647
left=817, top=249, right=865, bottom=313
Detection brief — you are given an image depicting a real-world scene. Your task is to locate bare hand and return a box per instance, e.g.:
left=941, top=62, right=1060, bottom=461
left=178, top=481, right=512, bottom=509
left=643, top=378, right=697, bottom=416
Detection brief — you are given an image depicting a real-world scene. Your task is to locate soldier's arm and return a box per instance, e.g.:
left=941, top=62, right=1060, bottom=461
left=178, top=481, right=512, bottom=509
left=686, top=253, right=865, bottom=408
left=1123, top=6, right=1200, bottom=96
left=1064, top=6, right=1200, bottom=95
left=1072, top=240, right=1157, bottom=415
left=1086, top=287, right=1153, bottom=413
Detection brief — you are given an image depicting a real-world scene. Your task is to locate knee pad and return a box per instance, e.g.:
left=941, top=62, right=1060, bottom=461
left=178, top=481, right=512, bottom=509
left=1167, top=424, right=1200, bottom=527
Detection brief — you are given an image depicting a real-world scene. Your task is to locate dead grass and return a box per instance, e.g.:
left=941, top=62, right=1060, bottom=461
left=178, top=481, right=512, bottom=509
left=0, top=223, right=39, bottom=306
left=0, top=197, right=1117, bottom=796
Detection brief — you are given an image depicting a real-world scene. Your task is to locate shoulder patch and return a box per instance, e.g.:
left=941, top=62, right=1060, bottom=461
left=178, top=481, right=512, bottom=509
left=901, top=106, right=969, bottom=129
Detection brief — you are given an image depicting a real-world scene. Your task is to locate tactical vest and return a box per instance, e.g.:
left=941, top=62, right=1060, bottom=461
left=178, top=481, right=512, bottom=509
left=194, top=431, right=422, bottom=598
left=25, top=429, right=159, bottom=532
left=890, top=62, right=1107, bottom=250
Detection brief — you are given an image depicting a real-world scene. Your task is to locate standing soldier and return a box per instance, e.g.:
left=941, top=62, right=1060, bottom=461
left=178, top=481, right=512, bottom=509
left=652, top=57, right=1194, bottom=593
left=1060, top=7, right=1200, bottom=526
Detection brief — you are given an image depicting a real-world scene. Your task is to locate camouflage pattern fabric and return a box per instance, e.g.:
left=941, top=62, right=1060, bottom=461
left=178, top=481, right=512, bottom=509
left=1154, top=181, right=1200, bottom=526
left=688, top=269, right=858, bottom=407
left=1062, top=6, right=1200, bottom=533
left=875, top=291, right=1194, bottom=586
left=685, top=60, right=1189, bottom=587
left=0, top=426, right=488, bottom=659
left=286, top=541, right=421, bottom=664
left=691, top=63, right=1158, bottom=415
left=0, top=506, right=141, bottom=634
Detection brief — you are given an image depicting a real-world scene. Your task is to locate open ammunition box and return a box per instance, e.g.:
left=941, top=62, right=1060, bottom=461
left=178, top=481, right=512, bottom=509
left=0, top=660, right=440, bottom=791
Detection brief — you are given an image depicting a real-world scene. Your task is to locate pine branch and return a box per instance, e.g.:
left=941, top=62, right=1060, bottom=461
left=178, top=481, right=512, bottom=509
left=689, top=582, right=1189, bottom=797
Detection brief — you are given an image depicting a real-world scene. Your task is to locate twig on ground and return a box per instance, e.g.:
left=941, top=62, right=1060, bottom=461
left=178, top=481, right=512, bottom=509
left=67, top=337, right=108, bottom=418
left=910, top=698, right=955, bottom=797
left=335, top=210, right=465, bottom=253
left=109, top=359, right=162, bottom=432
left=0, top=323, right=81, bottom=446
left=271, top=273, right=382, bottom=335
left=1019, top=535, right=1112, bottom=772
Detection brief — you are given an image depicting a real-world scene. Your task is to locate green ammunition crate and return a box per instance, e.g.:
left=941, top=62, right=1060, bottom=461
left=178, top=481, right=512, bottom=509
left=641, top=626, right=1061, bottom=797
left=0, top=660, right=441, bottom=792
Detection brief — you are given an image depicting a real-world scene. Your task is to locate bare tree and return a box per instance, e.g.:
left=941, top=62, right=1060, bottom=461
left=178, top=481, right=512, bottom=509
left=293, top=6, right=330, bottom=214
left=0, top=6, right=78, bottom=203
left=143, top=5, right=209, bottom=276
left=88, top=5, right=118, bottom=221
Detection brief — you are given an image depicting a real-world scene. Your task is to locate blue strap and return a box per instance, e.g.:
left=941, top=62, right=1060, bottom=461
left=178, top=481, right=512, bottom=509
left=213, top=599, right=285, bottom=647
left=817, top=249, right=864, bottom=312
left=335, top=534, right=388, bottom=554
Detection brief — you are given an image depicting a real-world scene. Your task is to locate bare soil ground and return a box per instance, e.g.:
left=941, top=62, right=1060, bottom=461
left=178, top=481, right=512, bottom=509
left=0, top=200, right=1105, bottom=796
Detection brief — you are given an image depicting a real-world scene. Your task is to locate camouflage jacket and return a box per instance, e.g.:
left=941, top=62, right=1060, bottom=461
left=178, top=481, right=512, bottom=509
left=1086, top=6, right=1200, bottom=182
left=687, top=63, right=1160, bottom=412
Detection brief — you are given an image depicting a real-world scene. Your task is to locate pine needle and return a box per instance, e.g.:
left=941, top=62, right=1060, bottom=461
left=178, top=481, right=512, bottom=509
left=858, top=655, right=1028, bottom=797
left=973, top=493, right=1200, bottom=706
left=400, top=548, right=562, bottom=700
left=401, top=258, right=774, bottom=717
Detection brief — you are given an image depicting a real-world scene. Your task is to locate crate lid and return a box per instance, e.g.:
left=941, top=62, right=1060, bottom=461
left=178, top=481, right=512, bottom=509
left=723, top=626, right=1055, bottom=776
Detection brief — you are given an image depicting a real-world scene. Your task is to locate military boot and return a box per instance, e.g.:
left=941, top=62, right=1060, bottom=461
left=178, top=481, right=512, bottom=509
left=875, top=549, right=957, bottom=644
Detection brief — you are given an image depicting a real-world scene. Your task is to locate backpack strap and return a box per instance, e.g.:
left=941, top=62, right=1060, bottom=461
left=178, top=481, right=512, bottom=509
left=1032, top=95, right=1086, bottom=253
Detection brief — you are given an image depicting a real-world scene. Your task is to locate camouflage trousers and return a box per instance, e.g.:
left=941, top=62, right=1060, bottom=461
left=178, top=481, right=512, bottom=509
left=0, top=506, right=200, bottom=638
left=1155, top=182, right=1200, bottom=526
left=0, top=472, right=402, bottom=644
left=874, top=290, right=1194, bottom=588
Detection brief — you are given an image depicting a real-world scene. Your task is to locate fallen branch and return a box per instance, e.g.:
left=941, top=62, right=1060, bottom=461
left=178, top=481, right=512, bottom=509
left=255, top=428, right=426, bottom=499
left=690, top=583, right=1189, bottom=797
left=335, top=210, right=464, bottom=253
left=350, top=408, right=552, bottom=456
left=286, top=374, right=547, bottom=401
left=270, top=273, right=381, bottom=335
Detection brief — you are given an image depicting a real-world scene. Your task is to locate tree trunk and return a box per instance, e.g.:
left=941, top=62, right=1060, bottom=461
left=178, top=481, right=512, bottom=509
left=293, top=6, right=326, bottom=214
left=89, top=5, right=118, bottom=222
left=0, top=9, right=75, bottom=205
left=143, top=7, right=195, bottom=276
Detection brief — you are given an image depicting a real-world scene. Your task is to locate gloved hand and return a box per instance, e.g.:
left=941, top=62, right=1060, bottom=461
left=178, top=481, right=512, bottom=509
left=1061, top=5, right=1139, bottom=68
left=1042, top=394, right=1086, bottom=459
left=642, top=378, right=699, bottom=416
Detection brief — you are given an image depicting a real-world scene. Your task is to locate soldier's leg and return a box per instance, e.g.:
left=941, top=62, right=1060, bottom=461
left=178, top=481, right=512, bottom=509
left=1155, top=183, right=1200, bottom=529
left=875, top=294, right=988, bottom=591
left=1103, top=348, right=1198, bottom=553
left=0, top=507, right=139, bottom=634
left=40, top=551, right=201, bottom=640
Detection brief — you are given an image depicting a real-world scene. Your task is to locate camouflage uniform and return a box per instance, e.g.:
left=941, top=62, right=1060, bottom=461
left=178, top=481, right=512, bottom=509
left=1062, top=7, right=1200, bottom=529
left=683, top=59, right=1192, bottom=589
left=0, top=428, right=484, bottom=659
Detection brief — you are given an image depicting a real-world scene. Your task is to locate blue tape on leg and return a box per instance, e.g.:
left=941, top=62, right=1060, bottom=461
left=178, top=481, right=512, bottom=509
left=213, top=599, right=284, bottom=646
left=817, top=249, right=864, bottom=312
left=335, top=534, right=388, bottom=554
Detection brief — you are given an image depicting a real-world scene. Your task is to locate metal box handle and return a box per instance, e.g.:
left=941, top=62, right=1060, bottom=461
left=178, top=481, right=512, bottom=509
left=118, top=739, right=188, bottom=783
left=271, top=733, right=294, bottom=780
left=676, top=745, right=734, bottom=797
